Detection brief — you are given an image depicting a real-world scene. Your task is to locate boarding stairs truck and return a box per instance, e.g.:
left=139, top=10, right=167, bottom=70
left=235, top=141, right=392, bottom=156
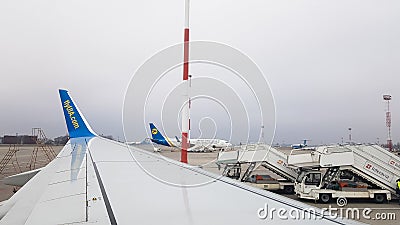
left=217, top=144, right=298, bottom=193
left=288, top=145, right=399, bottom=203
left=345, top=145, right=400, bottom=194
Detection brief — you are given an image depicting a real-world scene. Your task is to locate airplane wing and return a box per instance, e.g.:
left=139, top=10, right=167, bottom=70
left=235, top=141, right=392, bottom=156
left=0, top=90, right=361, bottom=224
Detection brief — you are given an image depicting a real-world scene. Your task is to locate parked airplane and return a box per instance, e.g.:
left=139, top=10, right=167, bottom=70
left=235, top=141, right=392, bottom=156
left=0, top=90, right=358, bottom=224
left=149, top=123, right=232, bottom=152
left=291, top=139, right=311, bottom=149
left=149, top=123, right=179, bottom=147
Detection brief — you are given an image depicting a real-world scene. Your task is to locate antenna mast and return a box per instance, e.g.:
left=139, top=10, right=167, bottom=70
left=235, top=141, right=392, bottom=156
left=383, top=94, right=392, bottom=151
left=181, top=0, right=190, bottom=163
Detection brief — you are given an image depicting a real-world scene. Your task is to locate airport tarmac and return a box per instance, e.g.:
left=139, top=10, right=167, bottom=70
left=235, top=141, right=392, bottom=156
left=1, top=143, right=399, bottom=224
left=0, top=145, right=63, bottom=202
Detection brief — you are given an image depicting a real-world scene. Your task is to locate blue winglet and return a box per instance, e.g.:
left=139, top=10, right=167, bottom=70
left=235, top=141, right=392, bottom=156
left=59, top=89, right=96, bottom=138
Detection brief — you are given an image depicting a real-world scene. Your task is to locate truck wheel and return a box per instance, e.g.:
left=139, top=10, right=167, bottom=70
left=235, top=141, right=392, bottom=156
left=283, top=185, right=294, bottom=194
left=319, top=193, right=331, bottom=204
left=374, top=194, right=386, bottom=204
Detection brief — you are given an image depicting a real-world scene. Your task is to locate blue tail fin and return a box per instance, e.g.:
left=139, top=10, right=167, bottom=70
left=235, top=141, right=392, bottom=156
left=149, top=123, right=175, bottom=147
left=59, top=89, right=96, bottom=138
left=149, top=123, right=166, bottom=141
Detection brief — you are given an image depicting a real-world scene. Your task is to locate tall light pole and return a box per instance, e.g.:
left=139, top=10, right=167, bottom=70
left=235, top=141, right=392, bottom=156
left=348, top=127, right=352, bottom=143
left=383, top=94, right=393, bottom=151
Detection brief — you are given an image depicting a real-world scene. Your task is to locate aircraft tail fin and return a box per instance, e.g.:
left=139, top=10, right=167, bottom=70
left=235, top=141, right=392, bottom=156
left=59, top=89, right=96, bottom=138
left=149, top=123, right=167, bottom=141
left=149, top=123, right=176, bottom=147
left=175, top=136, right=181, bottom=143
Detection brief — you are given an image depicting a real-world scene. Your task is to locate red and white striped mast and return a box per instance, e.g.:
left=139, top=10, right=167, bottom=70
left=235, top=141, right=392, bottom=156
left=181, top=0, right=190, bottom=163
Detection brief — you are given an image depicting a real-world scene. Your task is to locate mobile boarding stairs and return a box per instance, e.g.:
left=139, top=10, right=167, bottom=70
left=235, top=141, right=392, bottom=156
left=217, top=144, right=400, bottom=195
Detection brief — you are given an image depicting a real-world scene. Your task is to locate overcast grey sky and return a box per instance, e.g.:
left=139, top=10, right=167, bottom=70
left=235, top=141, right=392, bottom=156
left=0, top=0, right=399, bottom=145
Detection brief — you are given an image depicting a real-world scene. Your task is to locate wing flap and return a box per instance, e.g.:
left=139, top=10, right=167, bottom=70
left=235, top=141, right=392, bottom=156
left=25, top=194, right=86, bottom=225
left=3, top=168, right=42, bottom=187
left=39, top=177, right=86, bottom=202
